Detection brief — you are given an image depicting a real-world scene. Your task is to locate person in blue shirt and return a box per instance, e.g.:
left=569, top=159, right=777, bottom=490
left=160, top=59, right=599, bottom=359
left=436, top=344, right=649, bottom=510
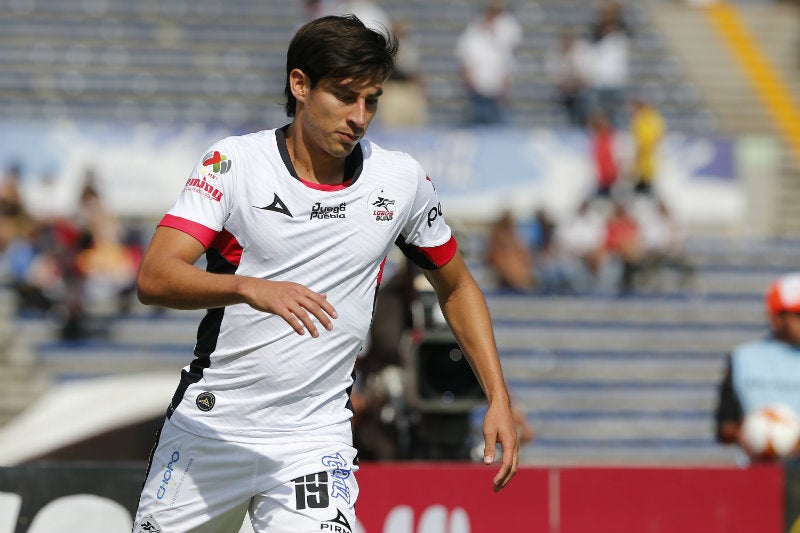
left=715, top=273, right=800, bottom=461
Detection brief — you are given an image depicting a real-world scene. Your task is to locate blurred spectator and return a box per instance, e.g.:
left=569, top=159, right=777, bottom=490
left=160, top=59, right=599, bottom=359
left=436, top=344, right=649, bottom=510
left=3, top=167, right=141, bottom=339
left=378, top=19, right=429, bottom=128
left=604, top=200, right=643, bottom=294
left=73, top=169, right=140, bottom=317
left=544, top=27, right=593, bottom=128
left=0, top=165, right=84, bottom=324
left=5, top=221, right=62, bottom=313
left=555, top=199, right=611, bottom=294
left=0, top=164, right=28, bottom=267
left=525, top=208, right=557, bottom=255
left=586, top=1, right=631, bottom=129
left=20, top=169, right=76, bottom=222
left=716, top=273, right=800, bottom=462
left=589, top=0, right=632, bottom=42
left=486, top=209, right=535, bottom=292
left=521, top=208, right=572, bottom=294
left=75, top=169, right=116, bottom=237
left=10, top=217, right=90, bottom=339
left=634, top=198, right=694, bottom=290
left=588, top=111, right=620, bottom=199
left=629, top=97, right=666, bottom=196
left=455, top=0, right=522, bottom=125
left=0, top=163, right=24, bottom=217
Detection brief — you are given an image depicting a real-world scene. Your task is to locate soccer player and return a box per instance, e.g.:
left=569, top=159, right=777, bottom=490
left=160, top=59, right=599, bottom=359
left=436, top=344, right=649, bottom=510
left=131, top=14, right=519, bottom=533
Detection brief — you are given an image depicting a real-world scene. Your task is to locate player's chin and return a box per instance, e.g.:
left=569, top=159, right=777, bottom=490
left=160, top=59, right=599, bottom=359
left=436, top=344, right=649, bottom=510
left=329, top=140, right=357, bottom=158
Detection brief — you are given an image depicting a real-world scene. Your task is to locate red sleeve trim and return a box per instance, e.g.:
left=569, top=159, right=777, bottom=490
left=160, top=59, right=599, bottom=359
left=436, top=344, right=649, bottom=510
left=158, top=214, right=218, bottom=249
left=420, top=236, right=457, bottom=268
left=210, top=229, right=243, bottom=266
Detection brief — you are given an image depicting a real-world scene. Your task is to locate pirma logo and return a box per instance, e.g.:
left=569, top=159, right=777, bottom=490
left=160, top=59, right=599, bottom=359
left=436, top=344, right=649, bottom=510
left=253, top=193, right=293, bottom=217
left=321, top=509, right=352, bottom=533
left=196, top=392, right=215, bottom=411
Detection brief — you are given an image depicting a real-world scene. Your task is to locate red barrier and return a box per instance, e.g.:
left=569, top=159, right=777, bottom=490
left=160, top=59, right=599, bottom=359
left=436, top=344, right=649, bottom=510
left=557, top=465, right=784, bottom=533
left=356, top=463, right=784, bottom=533
left=0, top=463, right=784, bottom=532
left=357, top=463, right=551, bottom=533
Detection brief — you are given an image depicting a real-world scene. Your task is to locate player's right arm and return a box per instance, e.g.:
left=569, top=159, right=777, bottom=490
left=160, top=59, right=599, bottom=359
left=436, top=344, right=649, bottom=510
left=136, top=226, right=336, bottom=337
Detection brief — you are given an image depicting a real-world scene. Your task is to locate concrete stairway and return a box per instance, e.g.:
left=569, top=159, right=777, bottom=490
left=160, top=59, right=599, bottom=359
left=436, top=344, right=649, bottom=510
left=0, top=289, right=51, bottom=428
left=0, top=0, right=715, bottom=135
left=381, top=0, right=713, bottom=132
left=487, top=293, right=760, bottom=465
left=650, top=2, right=800, bottom=236
left=465, top=233, right=800, bottom=465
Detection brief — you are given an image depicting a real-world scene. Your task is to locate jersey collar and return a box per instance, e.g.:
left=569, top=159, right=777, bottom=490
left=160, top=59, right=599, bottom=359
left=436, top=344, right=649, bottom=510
left=275, top=124, right=364, bottom=190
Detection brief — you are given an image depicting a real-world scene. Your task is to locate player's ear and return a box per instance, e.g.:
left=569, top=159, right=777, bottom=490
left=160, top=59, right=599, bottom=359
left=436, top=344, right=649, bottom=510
left=289, top=69, right=309, bottom=104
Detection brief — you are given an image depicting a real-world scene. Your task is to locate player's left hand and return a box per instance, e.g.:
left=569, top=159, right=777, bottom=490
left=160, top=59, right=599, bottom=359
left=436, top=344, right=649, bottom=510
left=482, top=399, right=519, bottom=492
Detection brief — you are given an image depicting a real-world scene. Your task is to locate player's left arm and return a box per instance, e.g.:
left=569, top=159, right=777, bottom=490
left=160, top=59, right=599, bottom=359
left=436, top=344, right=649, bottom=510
left=423, top=251, right=519, bottom=492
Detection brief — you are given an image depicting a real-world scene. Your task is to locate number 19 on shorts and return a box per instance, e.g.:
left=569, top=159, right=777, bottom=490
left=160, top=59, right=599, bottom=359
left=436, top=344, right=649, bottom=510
left=293, top=472, right=330, bottom=510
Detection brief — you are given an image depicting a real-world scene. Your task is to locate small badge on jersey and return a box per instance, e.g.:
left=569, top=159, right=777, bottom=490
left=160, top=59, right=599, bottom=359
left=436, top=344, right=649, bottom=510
left=368, top=188, right=396, bottom=225
left=135, top=515, right=162, bottom=533
left=196, top=392, right=216, bottom=412
left=202, top=150, right=232, bottom=175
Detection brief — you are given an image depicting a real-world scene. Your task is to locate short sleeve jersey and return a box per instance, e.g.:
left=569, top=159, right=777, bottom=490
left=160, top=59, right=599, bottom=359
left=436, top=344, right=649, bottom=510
left=159, top=127, right=456, bottom=444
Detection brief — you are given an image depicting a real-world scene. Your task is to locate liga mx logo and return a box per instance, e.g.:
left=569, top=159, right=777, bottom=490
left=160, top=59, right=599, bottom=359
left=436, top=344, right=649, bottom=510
left=202, top=150, right=232, bottom=175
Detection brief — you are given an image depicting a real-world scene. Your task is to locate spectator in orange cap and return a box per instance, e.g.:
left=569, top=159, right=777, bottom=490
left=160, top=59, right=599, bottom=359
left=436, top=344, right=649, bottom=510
left=715, top=273, right=800, bottom=461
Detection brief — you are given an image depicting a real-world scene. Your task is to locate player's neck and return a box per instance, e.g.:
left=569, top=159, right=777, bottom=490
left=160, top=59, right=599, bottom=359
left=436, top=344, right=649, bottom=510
left=284, top=125, right=345, bottom=185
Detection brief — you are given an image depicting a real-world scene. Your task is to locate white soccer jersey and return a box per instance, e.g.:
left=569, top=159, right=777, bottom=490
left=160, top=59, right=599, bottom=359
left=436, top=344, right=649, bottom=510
left=159, top=126, right=456, bottom=445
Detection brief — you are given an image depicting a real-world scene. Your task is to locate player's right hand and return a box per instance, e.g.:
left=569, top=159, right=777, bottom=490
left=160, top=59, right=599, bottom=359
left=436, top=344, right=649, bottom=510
left=243, top=279, right=338, bottom=337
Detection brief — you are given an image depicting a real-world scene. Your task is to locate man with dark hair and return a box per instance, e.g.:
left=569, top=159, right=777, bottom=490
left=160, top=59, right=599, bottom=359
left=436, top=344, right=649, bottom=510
left=131, top=15, right=518, bottom=533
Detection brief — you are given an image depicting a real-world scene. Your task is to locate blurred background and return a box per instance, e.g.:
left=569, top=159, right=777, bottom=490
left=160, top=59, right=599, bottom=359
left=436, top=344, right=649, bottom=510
left=1, top=0, right=800, bottom=531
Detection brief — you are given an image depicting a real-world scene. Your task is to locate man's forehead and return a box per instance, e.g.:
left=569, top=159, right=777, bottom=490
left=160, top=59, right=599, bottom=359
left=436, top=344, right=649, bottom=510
left=327, top=77, right=383, bottom=93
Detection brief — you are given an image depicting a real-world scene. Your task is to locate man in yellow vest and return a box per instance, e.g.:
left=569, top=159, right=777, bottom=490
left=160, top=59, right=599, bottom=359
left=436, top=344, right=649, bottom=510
left=630, top=98, right=665, bottom=195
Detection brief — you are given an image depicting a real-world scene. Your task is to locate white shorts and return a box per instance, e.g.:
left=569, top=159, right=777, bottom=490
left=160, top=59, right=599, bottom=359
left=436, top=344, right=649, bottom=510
left=132, top=418, right=359, bottom=533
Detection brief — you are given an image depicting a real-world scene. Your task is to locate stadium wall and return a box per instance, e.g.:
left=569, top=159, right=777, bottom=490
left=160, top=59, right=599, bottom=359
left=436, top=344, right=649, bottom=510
left=0, top=462, right=784, bottom=533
